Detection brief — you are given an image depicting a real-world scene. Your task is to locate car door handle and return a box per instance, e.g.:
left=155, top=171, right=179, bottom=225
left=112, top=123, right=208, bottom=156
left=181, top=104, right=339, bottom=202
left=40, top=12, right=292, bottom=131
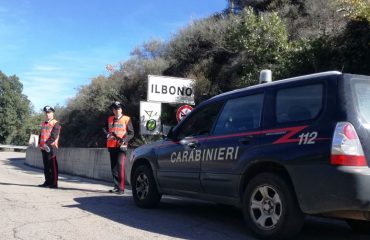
left=239, top=136, right=253, bottom=144
left=187, top=142, right=198, bottom=148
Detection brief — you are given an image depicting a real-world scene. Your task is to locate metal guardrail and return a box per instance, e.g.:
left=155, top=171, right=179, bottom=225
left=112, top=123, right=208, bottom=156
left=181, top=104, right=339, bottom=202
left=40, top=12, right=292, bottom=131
left=0, top=144, right=28, bottom=150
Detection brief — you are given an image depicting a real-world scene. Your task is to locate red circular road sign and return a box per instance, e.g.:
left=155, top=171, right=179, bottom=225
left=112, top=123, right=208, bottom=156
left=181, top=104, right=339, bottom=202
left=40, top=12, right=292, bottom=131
left=176, top=105, right=193, bottom=122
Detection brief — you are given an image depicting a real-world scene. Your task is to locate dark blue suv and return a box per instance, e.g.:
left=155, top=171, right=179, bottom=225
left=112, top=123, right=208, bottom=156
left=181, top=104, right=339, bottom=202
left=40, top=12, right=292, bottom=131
left=129, top=71, right=370, bottom=239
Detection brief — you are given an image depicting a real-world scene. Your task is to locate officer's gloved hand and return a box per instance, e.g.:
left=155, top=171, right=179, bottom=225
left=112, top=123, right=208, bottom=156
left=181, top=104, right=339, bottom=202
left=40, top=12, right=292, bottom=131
left=120, top=143, right=128, bottom=152
left=43, top=144, right=51, bottom=153
left=106, top=133, right=113, bottom=139
left=119, top=138, right=127, bottom=151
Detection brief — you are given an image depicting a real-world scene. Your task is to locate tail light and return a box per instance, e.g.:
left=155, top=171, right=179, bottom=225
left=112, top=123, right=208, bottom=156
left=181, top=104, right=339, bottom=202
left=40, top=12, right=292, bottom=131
left=331, top=122, right=367, bottom=166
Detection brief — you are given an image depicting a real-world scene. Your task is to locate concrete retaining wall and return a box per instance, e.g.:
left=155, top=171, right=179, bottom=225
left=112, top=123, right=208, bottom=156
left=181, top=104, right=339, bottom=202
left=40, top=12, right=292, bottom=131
left=25, top=147, right=132, bottom=184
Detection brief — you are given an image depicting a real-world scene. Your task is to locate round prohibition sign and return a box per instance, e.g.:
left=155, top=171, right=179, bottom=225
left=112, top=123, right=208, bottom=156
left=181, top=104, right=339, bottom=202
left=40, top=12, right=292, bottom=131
left=176, top=105, right=193, bottom=122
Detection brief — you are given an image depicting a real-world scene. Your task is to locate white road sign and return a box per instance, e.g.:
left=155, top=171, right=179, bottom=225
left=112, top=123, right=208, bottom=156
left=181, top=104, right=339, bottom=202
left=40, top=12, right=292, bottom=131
left=147, top=75, right=195, bottom=104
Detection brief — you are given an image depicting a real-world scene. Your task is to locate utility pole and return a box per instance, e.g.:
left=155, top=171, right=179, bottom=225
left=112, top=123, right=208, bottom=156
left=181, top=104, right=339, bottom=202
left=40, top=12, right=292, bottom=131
left=228, top=0, right=241, bottom=14
left=228, top=0, right=235, bottom=13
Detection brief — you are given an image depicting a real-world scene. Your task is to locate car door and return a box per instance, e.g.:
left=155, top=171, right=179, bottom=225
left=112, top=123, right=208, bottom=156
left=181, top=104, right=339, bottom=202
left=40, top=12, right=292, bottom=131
left=156, top=102, right=224, bottom=192
left=200, top=93, right=264, bottom=197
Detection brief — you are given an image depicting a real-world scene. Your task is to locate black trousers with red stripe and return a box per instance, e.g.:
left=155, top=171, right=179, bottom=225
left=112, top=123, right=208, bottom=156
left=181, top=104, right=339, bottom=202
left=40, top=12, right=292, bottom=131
left=108, top=148, right=126, bottom=191
left=41, top=149, right=58, bottom=187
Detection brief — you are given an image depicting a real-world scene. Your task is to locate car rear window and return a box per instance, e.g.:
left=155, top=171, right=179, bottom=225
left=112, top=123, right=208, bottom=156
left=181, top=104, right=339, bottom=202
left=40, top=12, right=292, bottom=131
left=352, top=79, right=370, bottom=123
left=276, top=84, right=323, bottom=123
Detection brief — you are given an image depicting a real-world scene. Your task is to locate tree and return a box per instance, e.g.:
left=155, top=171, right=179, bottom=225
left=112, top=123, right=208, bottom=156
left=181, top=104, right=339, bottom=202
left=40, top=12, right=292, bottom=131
left=227, top=0, right=346, bottom=40
left=336, top=0, right=370, bottom=21
left=0, top=71, right=32, bottom=145
left=59, top=0, right=370, bottom=148
left=163, top=15, right=236, bottom=102
left=59, top=75, right=118, bottom=147
left=164, top=16, right=230, bottom=77
left=228, top=0, right=273, bottom=12
left=280, top=17, right=370, bottom=78
left=59, top=39, right=169, bottom=147
left=225, top=8, right=290, bottom=86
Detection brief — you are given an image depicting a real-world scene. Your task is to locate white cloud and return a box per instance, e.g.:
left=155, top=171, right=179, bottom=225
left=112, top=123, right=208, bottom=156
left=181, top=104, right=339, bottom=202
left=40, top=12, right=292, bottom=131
left=32, top=65, right=62, bottom=72
left=19, top=47, right=123, bottom=112
left=22, top=75, right=76, bottom=111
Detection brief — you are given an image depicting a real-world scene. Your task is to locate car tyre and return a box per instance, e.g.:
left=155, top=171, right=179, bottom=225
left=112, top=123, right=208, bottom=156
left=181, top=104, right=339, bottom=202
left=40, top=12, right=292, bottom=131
left=243, top=173, right=304, bottom=239
left=132, top=165, right=162, bottom=208
left=346, top=219, right=370, bottom=233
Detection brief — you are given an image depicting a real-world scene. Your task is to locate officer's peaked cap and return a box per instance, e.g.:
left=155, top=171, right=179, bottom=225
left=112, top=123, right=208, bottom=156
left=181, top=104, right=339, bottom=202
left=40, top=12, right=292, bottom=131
left=43, top=106, right=55, bottom=112
left=110, top=101, right=123, bottom=109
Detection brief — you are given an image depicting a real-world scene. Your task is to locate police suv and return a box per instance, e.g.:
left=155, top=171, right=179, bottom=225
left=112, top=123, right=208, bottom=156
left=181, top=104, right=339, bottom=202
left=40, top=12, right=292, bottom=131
left=129, top=71, right=370, bottom=239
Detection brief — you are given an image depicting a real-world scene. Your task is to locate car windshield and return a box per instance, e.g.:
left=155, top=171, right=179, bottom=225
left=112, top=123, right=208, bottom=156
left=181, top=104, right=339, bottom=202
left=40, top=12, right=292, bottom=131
left=352, top=79, right=370, bottom=123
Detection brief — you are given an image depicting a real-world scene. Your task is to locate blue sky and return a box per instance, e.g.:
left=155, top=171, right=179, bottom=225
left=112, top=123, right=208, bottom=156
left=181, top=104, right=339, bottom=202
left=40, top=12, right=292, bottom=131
left=0, top=0, right=227, bottom=112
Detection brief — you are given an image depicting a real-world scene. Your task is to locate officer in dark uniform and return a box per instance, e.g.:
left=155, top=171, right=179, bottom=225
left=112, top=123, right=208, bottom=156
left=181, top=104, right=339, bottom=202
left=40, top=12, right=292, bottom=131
left=106, top=101, right=134, bottom=194
left=38, top=106, right=61, bottom=188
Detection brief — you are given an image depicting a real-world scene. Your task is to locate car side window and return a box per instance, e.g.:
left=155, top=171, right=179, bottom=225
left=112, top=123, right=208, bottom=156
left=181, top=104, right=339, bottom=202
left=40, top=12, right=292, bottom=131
left=176, top=102, right=223, bottom=139
left=213, top=94, right=264, bottom=135
left=276, top=84, right=323, bottom=123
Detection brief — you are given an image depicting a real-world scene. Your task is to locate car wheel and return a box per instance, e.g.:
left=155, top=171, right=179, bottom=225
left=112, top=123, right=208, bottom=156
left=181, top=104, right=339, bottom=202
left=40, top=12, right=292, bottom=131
left=243, top=173, right=304, bottom=239
left=132, top=165, right=162, bottom=208
left=346, top=219, right=370, bottom=233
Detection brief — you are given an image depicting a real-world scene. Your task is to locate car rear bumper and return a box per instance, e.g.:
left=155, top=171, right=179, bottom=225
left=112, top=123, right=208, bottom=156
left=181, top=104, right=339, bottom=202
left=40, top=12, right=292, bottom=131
left=289, top=165, right=370, bottom=217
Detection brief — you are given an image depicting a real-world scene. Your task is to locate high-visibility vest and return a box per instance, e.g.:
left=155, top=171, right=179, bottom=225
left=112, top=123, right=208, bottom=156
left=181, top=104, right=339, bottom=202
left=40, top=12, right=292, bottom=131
left=107, top=115, right=130, bottom=148
left=40, top=119, right=60, bottom=149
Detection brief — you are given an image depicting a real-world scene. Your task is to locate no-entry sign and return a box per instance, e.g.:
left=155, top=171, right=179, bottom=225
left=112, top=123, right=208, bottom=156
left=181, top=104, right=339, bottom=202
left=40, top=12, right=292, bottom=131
left=176, top=105, right=193, bottom=122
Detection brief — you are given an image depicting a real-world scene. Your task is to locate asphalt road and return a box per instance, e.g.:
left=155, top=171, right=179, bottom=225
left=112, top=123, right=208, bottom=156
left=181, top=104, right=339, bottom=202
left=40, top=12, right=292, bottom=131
left=0, top=151, right=368, bottom=240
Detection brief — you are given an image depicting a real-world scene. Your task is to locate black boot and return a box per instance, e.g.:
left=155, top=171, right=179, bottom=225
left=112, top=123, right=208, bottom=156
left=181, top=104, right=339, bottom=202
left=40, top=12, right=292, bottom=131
left=38, top=182, right=49, bottom=187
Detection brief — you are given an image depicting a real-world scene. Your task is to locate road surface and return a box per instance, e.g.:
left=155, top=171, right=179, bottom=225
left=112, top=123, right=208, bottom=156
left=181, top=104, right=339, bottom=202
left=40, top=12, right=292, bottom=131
left=0, top=151, right=367, bottom=240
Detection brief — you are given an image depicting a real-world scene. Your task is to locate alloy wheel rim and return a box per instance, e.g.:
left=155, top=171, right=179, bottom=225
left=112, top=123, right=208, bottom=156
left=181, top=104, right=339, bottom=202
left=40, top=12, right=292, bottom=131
left=249, top=184, right=282, bottom=230
left=135, top=172, right=149, bottom=200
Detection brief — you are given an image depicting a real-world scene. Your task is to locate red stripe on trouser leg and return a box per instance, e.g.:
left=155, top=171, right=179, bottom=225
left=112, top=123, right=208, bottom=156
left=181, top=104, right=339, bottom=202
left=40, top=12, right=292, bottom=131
left=120, top=154, right=126, bottom=191
left=53, top=156, right=57, bottom=186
